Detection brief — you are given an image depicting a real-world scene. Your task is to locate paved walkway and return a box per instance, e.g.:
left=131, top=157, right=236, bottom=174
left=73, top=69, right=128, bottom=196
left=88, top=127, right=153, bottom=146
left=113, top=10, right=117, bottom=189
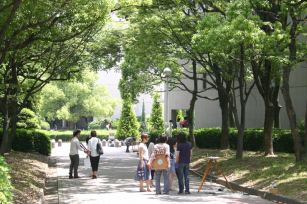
left=52, top=142, right=272, bottom=204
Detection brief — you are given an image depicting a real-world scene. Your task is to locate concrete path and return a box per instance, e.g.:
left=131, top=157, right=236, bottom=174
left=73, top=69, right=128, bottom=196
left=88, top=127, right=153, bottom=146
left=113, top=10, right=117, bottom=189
left=53, top=142, right=272, bottom=204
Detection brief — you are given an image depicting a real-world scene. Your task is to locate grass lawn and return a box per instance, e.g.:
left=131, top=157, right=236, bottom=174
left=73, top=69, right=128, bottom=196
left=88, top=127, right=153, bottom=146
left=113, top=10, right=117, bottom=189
left=191, top=148, right=307, bottom=201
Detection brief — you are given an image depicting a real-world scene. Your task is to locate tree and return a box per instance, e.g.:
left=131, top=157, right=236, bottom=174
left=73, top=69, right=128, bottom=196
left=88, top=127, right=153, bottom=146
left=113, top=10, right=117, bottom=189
left=17, top=108, right=40, bottom=130
left=139, top=99, right=147, bottom=133
left=116, top=99, right=139, bottom=140
left=40, top=70, right=119, bottom=125
left=149, top=92, right=164, bottom=133
left=0, top=0, right=120, bottom=155
left=176, top=110, right=184, bottom=123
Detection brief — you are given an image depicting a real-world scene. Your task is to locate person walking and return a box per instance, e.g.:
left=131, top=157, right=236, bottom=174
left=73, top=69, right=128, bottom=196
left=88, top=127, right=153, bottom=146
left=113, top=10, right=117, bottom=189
left=148, top=134, right=170, bottom=195
left=69, top=129, right=87, bottom=179
left=135, top=134, right=152, bottom=192
left=167, top=137, right=177, bottom=191
left=175, top=132, right=193, bottom=194
left=87, top=131, right=101, bottom=179
left=148, top=134, right=158, bottom=188
left=124, top=137, right=136, bottom=152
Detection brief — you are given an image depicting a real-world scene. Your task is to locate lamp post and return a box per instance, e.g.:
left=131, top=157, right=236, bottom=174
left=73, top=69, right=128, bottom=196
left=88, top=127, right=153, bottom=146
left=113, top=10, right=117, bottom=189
left=163, top=67, right=172, bottom=137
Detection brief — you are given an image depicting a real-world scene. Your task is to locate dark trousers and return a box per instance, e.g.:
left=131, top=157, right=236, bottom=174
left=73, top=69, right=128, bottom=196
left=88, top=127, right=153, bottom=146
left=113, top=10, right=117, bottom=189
left=178, top=163, right=190, bottom=193
left=90, top=156, right=100, bottom=172
left=69, top=154, right=79, bottom=177
left=151, top=170, right=155, bottom=180
left=126, top=143, right=130, bottom=152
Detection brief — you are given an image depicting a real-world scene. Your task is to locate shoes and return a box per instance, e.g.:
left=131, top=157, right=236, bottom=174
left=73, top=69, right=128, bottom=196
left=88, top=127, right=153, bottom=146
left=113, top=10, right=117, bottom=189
left=74, top=176, right=82, bottom=178
left=156, top=192, right=162, bottom=195
left=163, top=192, right=169, bottom=195
left=178, top=192, right=184, bottom=195
left=185, top=191, right=191, bottom=194
left=69, top=176, right=73, bottom=179
left=92, top=175, right=97, bottom=179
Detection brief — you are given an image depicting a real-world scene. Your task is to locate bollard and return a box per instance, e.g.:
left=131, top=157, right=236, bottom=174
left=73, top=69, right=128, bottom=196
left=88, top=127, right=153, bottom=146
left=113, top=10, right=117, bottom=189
left=51, top=139, right=56, bottom=148
left=58, top=139, right=62, bottom=147
left=115, top=141, right=120, bottom=147
left=102, top=139, right=106, bottom=147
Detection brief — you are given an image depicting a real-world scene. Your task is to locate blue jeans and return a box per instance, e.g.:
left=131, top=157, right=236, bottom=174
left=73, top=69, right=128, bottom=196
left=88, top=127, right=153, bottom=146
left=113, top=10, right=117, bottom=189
left=178, top=163, right=190, bottom=193
left=155, top=170, right=170, bottom=194
left=125, top=143, right=129, bottom=152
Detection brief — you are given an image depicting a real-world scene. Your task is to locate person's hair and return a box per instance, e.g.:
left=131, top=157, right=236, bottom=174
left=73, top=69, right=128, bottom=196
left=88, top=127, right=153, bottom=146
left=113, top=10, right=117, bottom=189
left=73, top=129, right=81, bottom=137
left=159, top=134, right=168, bottom=143
left=86, top=135, right=91, bottom=144
left=177, top=132, right=187, bottom=143
left=91, top=131, right=97, bottom=137
left=141, top=134, right=149, bottom=142
left=184, top=117, right=187, bottom=120
left=149, top=134, right=158, bottom=144
left=177, top=118, right=180, bottom=122
left=167, top=137, right=175, bottom=153
left=132, top=137, right=136, bottom=141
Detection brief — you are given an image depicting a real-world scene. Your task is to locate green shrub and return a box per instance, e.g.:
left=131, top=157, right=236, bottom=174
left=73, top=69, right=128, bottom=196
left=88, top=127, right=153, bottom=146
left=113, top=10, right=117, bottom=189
left=149, top=92, right=164, bottom=132
left=0, top=129, right=52, bottom=156
left=17, top=108, right=40, bottom=129
left=298, top=119, right=305, bottom=132
left=180, top=127, right=304, bottom=153
left=88, top=120, right=104, bottom=130
left=0, top=156, right=12, bottom=204
left=39, top=121, right=50, bottom=131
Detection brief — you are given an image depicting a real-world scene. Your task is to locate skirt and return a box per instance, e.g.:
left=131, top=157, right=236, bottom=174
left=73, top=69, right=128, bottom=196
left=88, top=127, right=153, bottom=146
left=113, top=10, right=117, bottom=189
left=170, top=159, right=175, bottom=173
left=135, top=160, right=151, bottom=181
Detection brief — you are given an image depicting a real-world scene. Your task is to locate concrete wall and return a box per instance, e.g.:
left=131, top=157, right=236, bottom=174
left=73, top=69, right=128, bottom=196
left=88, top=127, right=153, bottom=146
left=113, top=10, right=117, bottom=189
left=165, top=60, right=307, bottom=130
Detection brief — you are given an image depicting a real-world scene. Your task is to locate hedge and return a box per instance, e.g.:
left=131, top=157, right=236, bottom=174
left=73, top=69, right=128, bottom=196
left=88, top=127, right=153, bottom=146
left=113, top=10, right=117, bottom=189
left=171, top=128, right=304, bottom=153
left=48, top=134, right=109, bottom=142
left=0, top=156, right=12, bottom=204
left=0, top=129, right=52, bottom=156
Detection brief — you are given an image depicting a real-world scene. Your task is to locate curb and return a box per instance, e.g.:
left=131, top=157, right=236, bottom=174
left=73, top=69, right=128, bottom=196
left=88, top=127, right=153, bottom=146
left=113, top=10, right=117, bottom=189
left=37, top=156, right=48, bottom=204
left=190, top=169, right=307, bottom=204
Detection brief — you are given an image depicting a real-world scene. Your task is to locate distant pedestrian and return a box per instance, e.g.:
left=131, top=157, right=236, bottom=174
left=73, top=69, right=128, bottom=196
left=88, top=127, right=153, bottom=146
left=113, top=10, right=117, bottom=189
left=175, top=132, right=193, bottom=194
left=135, top=134, right=152, bottom=192
left=124, top=137, right=136, bottom=152
left=182, top=117, right=188, bottom=128
left=54, top=124, right=57, bottom=130
left=87, top=131, right=101, bottom=179
left=148, top=134, right=170, bottom=195
left=69, top=129, right=87, bottom=179
left=148, top=134, right=158, bottom=188
left=167, top=137, right=177, bottom=191
left=176, top=118, right=181, bottom=129
left=106, top=123, right=109, bottom=131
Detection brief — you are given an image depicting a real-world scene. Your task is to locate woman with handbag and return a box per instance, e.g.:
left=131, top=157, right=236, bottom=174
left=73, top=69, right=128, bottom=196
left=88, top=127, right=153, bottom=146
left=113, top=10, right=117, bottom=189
left=148, top=134, right=158, bottom=188
left=87, top=131, right=101, bottom=179
left=134, top=134, right=152, bottom=192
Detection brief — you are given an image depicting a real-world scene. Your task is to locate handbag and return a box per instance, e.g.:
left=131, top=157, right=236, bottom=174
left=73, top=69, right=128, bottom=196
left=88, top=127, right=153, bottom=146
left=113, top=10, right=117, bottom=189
left=84, top=157, right=91, bottom=170
left=96, top=140, right=104, bottom=155
left=146, top=161, right=151, bottom=170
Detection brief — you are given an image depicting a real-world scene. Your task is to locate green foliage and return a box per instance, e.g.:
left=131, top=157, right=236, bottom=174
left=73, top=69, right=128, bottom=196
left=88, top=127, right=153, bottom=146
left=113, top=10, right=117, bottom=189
left=0, top=129, right=51, bottom=156
left=39, top=121, right=50, bottom=131
left=139, top=100, right=148, bottom=133
left=176, top=110, right=184, bottom=122
left=40, top=70, right=120, bottom=123
left=17, top=108, right=40, bottom=129
left=116, top=100, right=139, bottom=140
left=0, top=156, right=12, bottom=204
left=149, top=92, right=164, bottom=131
left=88, top=120, right=104, bottom=130
left=298, top=119, right=305, bottom=132
left=37, top=129, right=114, bottom=141
left=172, top=127, right=304, bottom=153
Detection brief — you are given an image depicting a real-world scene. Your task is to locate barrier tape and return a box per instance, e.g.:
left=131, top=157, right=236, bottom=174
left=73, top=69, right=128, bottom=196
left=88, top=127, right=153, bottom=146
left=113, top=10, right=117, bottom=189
left=271, top=200, right=286, bottom=204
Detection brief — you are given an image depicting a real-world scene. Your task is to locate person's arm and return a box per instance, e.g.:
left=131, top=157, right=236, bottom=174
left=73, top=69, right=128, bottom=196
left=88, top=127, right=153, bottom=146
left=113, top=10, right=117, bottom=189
left=166, top=157, right=170, bottom=170
left=139, top=146, right=144, bottom=169
left=175, top=151, right=180, bottom=164
left=76, top=140, right=85, bottom=152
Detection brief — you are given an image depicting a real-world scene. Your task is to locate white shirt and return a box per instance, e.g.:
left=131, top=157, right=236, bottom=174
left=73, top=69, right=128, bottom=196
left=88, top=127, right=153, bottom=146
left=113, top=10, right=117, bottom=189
left=69, top=136, right=84, bottom=155
left=148, top=142, right=154, bottom=158
left=88, top=137, right=101, bottom=157
left=139, top=143, right=149, bottom=160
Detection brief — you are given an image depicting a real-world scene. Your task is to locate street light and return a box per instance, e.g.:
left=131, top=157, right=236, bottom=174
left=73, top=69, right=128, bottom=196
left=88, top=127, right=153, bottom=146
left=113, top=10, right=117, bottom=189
left=163, top=67, right=172, bottom=137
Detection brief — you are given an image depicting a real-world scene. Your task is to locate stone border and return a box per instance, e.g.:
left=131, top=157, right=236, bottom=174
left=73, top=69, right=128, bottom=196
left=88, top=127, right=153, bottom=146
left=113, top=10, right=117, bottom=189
left=190, top=169, right=307, bottom=204
left=37, top=156, right=48, bottom=204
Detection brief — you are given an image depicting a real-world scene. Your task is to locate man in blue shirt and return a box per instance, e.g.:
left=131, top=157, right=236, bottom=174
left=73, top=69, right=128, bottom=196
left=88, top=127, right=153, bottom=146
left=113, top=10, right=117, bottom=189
left=175, top=132, right=193, bottom=194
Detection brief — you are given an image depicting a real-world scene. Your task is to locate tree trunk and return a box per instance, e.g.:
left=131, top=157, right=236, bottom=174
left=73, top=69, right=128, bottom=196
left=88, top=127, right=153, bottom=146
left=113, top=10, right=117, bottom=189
left=219, top=92, right=229, bottom=149
left=6, top=101, right=17, bottom=153
left=263, top=102, right=274, bottom=156
left=273, top=79, right=281, bottom=128
left=0, top=112, right=10, bottom=156
left=229, top=102, right=236, bottom=128
left=304, top=100, right=307, bottom=154
left=236, top=126, right=244, bottom=159
left=281, top=65, right=306, bottom=162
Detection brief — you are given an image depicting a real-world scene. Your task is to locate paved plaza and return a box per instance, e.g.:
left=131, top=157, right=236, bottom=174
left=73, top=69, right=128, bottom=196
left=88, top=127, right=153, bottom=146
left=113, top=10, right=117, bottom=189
left=51, top=142, right=272, bottom=204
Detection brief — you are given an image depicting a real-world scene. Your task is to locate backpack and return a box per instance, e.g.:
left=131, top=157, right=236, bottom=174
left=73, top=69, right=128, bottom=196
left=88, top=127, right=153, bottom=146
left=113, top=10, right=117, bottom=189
left=96, top=140, right=104, bottom=155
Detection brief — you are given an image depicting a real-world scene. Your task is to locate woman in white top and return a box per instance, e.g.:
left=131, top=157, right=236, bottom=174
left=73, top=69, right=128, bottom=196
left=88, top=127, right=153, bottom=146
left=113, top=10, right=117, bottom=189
left=147, top=134, right=158, bottom=187
left=134, top=134, right=152, bottom=192
left=87, top=131, right=101, bottom=179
